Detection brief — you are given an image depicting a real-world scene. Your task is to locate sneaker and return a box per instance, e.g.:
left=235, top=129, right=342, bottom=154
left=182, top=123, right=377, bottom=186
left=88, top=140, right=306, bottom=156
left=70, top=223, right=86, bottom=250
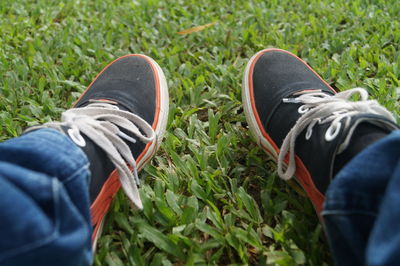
left=27, top=54, right=169, bottom=248
left=242, top=48, right=398, bottom=213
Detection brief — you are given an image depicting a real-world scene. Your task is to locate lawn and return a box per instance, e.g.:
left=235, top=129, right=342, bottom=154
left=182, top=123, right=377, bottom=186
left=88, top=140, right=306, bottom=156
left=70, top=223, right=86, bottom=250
left=0, top=0, right=399, bottom=265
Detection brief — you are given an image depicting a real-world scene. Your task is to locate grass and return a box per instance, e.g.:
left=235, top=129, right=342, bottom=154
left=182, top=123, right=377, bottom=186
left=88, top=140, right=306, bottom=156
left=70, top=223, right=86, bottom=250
left=1, top=0, right=399, bottom=265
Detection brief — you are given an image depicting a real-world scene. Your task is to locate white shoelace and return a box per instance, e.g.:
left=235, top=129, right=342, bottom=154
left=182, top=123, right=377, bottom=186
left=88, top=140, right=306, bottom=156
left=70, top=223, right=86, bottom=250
left=278, top=87, right=396, bottom=180
left=26, top=102, right=155, bottom=209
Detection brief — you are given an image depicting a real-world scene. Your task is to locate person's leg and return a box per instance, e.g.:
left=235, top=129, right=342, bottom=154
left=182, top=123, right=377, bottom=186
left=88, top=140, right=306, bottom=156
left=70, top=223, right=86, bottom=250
left=323, top=130, right=400, bottom=265
left=0, top=53, right=169, bottom=265
left=366, top=147, right=400, bottom=265
left=25, top=54, right=169, bottom=249
left=241, top=48, right=399, bottom=264
left=0, top=129, right=92, bottom=266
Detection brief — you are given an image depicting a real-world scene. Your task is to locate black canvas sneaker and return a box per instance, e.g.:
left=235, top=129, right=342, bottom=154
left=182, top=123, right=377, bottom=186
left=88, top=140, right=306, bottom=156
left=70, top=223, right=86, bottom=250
left=27, top=54, right=169, bottom=248
left=242, top=48, right=398, bottom=214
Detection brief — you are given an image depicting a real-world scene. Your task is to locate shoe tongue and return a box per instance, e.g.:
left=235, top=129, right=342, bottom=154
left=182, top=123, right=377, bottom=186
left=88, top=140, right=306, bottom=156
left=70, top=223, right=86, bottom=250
left=332, top=120, right=394, bottom=177
left=336, top=114, right=398, bottom=154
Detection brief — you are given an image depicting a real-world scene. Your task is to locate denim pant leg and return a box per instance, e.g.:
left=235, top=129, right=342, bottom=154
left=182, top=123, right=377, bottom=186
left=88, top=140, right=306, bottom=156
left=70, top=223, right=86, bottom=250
left=0, top=129, right=92, bottom=266
left=322, top=130, right=400, bottom=266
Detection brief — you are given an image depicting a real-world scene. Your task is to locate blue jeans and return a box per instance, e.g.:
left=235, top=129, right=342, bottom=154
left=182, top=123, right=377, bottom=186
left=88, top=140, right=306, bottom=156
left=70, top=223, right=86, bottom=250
left=0, top=129, right=92, bottom=266
left=0, top=129, right=399, bottom=265
left=323, top=130, right=400, bottom=265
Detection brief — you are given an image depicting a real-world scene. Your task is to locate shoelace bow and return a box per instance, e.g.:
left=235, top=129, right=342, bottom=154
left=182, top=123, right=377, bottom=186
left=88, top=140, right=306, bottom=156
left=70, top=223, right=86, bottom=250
left=26, top=102, right=155, bottom=209
left=278, top=87, right=396, bottom=180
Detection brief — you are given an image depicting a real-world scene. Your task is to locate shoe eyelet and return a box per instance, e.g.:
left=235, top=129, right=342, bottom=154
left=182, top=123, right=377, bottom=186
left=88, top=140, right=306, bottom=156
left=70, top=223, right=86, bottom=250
left=325, top=122, right=341, bottom=141
left=68, top=128, right=86, bottom=147
left=298, top=105, right=309, bottom=114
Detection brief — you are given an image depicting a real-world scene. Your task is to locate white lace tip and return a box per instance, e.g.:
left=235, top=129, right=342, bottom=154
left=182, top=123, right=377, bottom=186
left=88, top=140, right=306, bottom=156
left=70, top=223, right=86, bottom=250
left=122, top=180, right=143, bottom=210
left=117, top=131, right=137, bottom=144
left=132, top=167, right=140, bottom=185
left=282, top=98, right=301, bottom=103
left=129, top=198, right=144, bottom=210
